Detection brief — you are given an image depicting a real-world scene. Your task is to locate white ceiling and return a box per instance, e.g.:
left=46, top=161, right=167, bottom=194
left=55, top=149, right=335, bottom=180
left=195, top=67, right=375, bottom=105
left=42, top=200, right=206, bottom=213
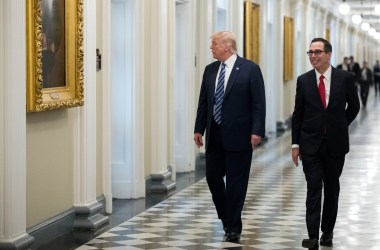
left=339, top=0, right=380, bottom=29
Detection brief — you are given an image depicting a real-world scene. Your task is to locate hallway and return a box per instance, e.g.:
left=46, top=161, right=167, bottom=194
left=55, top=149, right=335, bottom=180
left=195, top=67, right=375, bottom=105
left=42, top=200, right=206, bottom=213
left=75, top=93, right=380, bottom=249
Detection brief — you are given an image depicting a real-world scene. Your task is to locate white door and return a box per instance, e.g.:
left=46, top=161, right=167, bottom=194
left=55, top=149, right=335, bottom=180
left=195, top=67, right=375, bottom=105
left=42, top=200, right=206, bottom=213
left=174, top=0, right=196, bottom=172
left=111, top=0, right=133, bottom=198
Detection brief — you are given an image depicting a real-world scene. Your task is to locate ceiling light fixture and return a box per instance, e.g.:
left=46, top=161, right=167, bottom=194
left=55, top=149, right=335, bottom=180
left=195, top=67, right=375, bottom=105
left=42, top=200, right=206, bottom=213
left=376, top=5, right=380, bottom=14
left=361, top=22, right=370, bottom=30
left=375, top=0, right=380, bottom=14
left=352, top=14, right=362, bottom=24
left=368, top=0, right=378, bottom=37
left=369, top=27, right=376, bottom=36
left=339, top=0, right=350, bottom=15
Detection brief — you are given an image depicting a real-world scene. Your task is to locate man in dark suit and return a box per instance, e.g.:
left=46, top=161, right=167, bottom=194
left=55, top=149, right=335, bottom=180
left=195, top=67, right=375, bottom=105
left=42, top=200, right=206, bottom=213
left=373, top=60, right=380, bottom=95
left=194, top=31, right=266, bottom=242
left=359, top=61, right=373, bottom=107
left=336, top=56, right=349, bottom=71
left=349, top=56, right=361, bottom=83
left=292, top=38, right=360, bottom=249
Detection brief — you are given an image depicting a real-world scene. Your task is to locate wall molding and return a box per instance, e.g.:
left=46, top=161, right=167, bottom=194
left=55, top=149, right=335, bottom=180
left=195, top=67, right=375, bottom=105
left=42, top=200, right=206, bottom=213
left=27, top=197, right=107, bottom=249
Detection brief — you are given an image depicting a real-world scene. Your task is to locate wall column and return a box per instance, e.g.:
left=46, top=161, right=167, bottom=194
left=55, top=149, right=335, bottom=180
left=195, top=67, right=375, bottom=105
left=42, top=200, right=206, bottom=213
left=0, top=0, right=34, bottom=249
left=260, top=0, right=283, bottom=134
left=148, top=0, right=176, bottom=192
left=228, top=0, right=245, bottom=53
left=194, top=0, right=215, bottom=156
left=72, top=0, right=109, bottom=229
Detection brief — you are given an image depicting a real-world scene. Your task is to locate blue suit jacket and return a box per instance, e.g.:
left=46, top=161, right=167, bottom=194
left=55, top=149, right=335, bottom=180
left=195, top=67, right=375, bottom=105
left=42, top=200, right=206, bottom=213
left=194, top=56, right=266, bottom=151
left=291, top=67, right=360, bottom=156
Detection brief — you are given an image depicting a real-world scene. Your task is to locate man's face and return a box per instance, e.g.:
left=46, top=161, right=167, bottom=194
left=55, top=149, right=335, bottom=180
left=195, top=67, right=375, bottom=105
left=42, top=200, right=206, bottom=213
left=210, top=37, right=227, bottom=61
left=308, top=41, right=331, bottom=72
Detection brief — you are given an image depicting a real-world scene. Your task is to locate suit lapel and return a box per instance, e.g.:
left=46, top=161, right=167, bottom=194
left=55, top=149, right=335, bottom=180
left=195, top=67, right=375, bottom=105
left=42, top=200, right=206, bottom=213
left=328, top=68, right=339, bottom=109
left=307, top=70, right=325, bottom=109
left=208, top=62, right=220, bottom=102
left=224, top=56, right=242, bottom=97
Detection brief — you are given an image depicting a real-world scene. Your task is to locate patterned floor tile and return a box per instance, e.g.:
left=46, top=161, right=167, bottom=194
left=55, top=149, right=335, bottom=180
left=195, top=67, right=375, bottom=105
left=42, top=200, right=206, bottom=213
left=77, top=95, right=380, bottom=249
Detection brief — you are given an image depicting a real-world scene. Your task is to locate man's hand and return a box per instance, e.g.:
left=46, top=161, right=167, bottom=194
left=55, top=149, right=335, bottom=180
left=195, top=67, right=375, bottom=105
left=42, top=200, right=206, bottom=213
left=194, top=133, right=204, bottom=148
left=251, top=134, right=262, bottom=149
left=292, top=148, right=301, bottom=167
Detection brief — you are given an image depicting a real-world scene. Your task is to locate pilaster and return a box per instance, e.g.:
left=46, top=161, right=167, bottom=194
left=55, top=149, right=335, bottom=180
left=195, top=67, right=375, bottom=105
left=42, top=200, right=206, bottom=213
left=130, top=0, right=146, bottom=196
left=195, top=0, right=215, bottom=154
left=0, top=0, right=34, bottom=249
left=73, top=0, right=108, bottom=229
left=149, top=0, right=175, bottom=192
left=228, top=0, right=245, bottom=53
left=168, top=0, right=176, bottom=179
left=101, top=0, right=112, bottom=214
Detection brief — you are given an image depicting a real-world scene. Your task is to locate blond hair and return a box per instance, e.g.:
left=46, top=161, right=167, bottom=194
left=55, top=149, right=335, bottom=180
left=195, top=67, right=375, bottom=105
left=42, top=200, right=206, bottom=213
left=210, top=31, right=237, bottom=53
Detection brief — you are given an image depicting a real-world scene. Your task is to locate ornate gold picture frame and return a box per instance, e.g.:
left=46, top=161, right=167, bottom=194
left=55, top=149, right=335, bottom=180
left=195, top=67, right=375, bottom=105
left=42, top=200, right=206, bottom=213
left=26, top=0, right=84, bottom=112
left=244, top=1, right=260, bottom=64
left=326, top=28, right=330, bottom=42
left=284, top=16, right=294, bottom=81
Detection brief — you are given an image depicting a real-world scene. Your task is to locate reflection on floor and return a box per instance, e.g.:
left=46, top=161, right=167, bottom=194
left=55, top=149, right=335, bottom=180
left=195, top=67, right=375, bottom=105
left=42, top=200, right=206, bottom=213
left=41, top=93, right=380, bottom=250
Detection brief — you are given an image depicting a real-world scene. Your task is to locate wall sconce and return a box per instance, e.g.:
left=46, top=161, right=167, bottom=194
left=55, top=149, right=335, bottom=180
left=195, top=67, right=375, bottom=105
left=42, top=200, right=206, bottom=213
left=96, top=48, right=102, bottom=71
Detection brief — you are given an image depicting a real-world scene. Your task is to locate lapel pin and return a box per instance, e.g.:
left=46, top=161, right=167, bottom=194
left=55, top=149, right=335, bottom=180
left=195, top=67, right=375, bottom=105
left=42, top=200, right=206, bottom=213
left=236, top=67, right=240, bottom=70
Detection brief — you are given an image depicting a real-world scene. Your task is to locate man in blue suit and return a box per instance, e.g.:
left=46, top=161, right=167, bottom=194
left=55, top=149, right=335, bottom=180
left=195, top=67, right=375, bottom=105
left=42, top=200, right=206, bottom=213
left=292, top=38, right=360, bottom=249
left=194, top=31, right=266, bottom=242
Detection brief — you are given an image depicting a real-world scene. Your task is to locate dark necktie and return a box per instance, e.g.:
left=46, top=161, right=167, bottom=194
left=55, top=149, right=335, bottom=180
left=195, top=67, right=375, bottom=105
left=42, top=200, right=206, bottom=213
left=214, top=63, right=226, bottom=124
left=319, top=75, right=326, bottom=109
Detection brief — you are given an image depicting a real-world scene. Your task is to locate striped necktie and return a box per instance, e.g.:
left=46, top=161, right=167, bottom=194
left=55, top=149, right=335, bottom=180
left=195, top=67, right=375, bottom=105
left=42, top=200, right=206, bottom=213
left=214, top=63, right=226, bottom=124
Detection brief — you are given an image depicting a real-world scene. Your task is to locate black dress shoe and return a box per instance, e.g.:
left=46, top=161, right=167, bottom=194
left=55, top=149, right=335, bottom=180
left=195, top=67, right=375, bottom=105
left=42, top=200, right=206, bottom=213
left=224, top=232, right=241, bottom=242
left=302, top=238, right=318, bottom=249
left=320, top=232, right=333, bottom=246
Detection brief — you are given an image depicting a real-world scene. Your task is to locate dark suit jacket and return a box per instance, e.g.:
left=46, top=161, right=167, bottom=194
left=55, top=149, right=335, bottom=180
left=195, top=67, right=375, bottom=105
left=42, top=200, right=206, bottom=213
left=350, top=62, right=361, bottom=82
left=374, top=64, right=380, bottom=80
left=359, top=68, right=373, bottom=85
left=194, top=56, right=266, bottom=151
left=292, top=67, right=360, bottom=156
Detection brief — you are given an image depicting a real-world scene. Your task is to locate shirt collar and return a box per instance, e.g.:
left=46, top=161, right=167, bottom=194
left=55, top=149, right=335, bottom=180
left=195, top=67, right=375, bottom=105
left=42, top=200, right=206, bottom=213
left=315, top=65, right=332, bottom=82
left=222, top=54, right=237, bottom=69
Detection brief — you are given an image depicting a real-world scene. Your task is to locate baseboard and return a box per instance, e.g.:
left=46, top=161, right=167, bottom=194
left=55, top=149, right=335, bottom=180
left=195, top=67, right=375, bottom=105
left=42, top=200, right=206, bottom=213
left=277, top=116, right=292, bottom=135
left=27, top=208, right=76, bottom=249
left=27, top=197, right=106, bottom=250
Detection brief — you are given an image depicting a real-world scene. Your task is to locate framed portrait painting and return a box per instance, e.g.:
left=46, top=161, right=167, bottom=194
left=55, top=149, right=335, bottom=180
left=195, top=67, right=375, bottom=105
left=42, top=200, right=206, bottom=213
left=284, top=16, right=294, bottom=81
left=244, top=1, right=260, bottom=64
left=26, top=0, right=84, bottom=112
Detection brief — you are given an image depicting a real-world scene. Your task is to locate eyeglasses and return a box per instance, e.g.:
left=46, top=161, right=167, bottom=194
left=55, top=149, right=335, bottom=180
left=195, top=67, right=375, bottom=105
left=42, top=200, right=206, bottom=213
left=306, top=50, right=326, bottom=56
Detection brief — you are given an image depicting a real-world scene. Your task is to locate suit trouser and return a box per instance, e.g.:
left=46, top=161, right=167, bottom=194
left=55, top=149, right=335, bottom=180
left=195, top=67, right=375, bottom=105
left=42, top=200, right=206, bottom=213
left=301, top=139, right=345, bottom=239
left=205, top=121, right=253, bottom=233
left=374, top=77, right=380, bottom=94
left=359, top=81, right=370, bottom=106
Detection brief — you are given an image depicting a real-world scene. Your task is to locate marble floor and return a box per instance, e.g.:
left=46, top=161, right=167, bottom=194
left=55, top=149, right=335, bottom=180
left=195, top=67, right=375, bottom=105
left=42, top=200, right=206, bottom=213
left=40, top=92, right=380, bottom=249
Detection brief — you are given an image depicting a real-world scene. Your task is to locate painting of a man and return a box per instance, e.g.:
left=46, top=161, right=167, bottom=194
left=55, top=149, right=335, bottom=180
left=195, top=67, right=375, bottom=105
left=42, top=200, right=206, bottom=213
left=41, top=0, right=66, bottom=88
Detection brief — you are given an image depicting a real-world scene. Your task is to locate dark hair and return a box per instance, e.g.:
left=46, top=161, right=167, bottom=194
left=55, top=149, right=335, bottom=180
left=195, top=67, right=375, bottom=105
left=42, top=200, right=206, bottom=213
left=310, top=38, right=332, bottom=53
